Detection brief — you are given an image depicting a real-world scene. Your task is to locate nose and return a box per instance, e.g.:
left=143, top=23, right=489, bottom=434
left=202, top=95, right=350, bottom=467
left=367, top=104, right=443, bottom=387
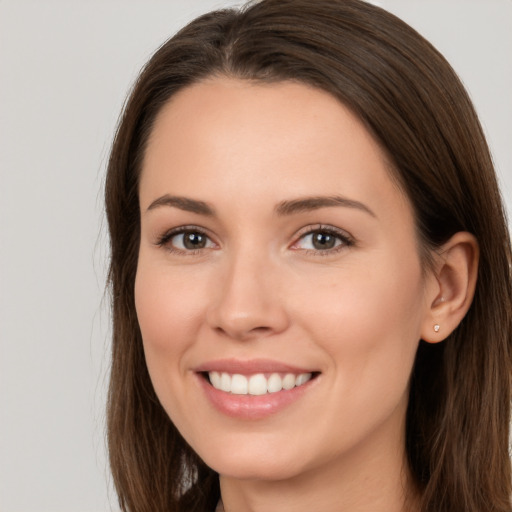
left=206, top=251, right=290, bottom=341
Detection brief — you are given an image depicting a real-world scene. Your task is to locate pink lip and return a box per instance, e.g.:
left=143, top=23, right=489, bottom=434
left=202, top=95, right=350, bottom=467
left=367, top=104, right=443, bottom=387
left=194, top=358, right=315, bottom=375
left=193, top=359, right=319, bottom=420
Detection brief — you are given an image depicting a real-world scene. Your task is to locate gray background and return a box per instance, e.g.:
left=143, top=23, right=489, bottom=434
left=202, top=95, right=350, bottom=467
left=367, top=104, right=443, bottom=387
left=1, top=1, right=511, bottom=511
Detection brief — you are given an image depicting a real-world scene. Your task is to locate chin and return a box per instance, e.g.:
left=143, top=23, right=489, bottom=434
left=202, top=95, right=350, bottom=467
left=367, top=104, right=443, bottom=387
left=195, top=438, right=308, bottom=482
left=212, top=457, right=303, bottom=482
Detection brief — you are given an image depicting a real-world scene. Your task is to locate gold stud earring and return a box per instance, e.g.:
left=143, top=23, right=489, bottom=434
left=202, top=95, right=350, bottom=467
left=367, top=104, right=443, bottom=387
left=434, top=324, right=440, bottom=333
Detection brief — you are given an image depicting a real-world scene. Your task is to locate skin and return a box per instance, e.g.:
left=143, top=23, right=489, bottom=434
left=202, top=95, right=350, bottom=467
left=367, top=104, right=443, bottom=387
left=135, top=78, right=477, bottom=512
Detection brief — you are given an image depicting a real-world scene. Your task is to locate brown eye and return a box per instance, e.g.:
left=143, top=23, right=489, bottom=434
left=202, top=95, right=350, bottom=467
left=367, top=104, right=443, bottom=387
left=166, top=230, right=214, bottom=251
left=311, top=231, right=337, bottom=250
left=181, top=232, right=207, bottom=249
left=293, top=227, right=353, bottom=254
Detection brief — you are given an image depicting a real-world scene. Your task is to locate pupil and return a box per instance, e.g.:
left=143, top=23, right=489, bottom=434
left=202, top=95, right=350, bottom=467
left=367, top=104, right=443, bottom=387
left=184, top=232, right=206, bottom=249
left=312, top=232, right=335, bottom=250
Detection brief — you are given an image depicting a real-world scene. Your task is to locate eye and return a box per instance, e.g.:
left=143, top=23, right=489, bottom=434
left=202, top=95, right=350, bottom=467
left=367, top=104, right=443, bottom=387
left=292, top=226, right=353, bottom=253
left=157, top=227, right=216, bottom=253
left=173, top=231, right=212, bottom=250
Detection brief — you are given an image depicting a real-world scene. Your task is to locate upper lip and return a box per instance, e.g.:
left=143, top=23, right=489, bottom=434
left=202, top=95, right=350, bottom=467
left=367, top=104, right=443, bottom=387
left=194, top=358, right=317, bottom=375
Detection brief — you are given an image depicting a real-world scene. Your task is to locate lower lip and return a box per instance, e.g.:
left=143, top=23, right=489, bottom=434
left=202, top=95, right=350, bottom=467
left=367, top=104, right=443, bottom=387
left=197, top=374, right=317, bottom=420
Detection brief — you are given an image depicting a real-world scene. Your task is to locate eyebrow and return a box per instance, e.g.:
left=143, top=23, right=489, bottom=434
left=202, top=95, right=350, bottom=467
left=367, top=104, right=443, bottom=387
left=146, top=195, right=215, bottom=215
left=145, top=194, right=375, bottom=218
left=275, top=195, right=376, bottom=217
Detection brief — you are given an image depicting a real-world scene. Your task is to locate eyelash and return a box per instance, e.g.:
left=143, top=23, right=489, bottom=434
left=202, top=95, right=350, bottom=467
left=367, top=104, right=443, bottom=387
left=155, top=224, right=354, bottom=256
left=291, top=224, right=354, bottom=256
left=156, top=225, right=214, bottom=255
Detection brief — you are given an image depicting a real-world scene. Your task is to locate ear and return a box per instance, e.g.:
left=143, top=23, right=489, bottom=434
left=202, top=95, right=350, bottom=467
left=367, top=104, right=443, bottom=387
left=421, top=232, right=479, bottom=343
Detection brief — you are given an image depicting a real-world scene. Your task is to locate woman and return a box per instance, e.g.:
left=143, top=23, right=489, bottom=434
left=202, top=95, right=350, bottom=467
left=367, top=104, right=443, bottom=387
left=104, top=0, right=512, bottom=511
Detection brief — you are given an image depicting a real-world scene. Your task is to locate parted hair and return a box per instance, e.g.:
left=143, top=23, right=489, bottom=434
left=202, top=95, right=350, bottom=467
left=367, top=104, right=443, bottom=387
left=105, top=1, right=512, bottom=511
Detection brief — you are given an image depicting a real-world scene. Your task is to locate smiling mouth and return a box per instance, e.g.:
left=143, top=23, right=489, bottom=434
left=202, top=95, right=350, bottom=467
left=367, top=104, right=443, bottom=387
left=204, top=371, right=318, bottom=396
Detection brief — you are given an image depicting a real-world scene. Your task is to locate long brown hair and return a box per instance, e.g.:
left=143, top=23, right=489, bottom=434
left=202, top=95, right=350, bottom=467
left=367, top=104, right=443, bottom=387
left=105, top=1, right=512, bottom=510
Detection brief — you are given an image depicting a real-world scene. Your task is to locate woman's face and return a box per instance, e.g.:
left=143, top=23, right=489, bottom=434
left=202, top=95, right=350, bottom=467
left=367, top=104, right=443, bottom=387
left=136, top=78, right=433, bottom=482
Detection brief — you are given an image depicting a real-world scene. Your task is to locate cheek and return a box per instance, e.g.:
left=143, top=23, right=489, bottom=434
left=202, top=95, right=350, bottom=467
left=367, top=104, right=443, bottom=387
left=299, top=252, right=423, bottom=322
left=293, top=254, right=425, bottom=389
left=135, top=264, right=203, bottom=352
left=134, top=261, right=212, bottom=430
left=134, top=261, right=210, bottom=410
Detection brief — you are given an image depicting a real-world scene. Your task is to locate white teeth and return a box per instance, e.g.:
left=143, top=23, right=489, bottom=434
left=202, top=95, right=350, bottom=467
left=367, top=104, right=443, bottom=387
left=220, top=372, right=231, bottom=392
left=296, top=373, right=310, bottom=386
left=248, top=374, right=268, bottom=395
left=208, top=371, right=313, bottom=395
left=267, top=373, right=283, bottom=393
left=210, top=371, right=221, bottom=389
left=231, top=374, right=248, bottom=394
left=282, top=373, right=296, bottom=390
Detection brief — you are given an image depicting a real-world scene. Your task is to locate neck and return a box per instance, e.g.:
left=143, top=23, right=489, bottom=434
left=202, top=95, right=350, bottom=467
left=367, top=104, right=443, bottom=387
left=219, top=405, right=418, bottom=512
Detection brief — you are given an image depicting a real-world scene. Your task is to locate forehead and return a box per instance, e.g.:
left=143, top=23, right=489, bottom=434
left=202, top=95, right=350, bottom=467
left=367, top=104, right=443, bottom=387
left=140, top=77, right=411, bottom=222
left=145, top=78, right=380, bottom=168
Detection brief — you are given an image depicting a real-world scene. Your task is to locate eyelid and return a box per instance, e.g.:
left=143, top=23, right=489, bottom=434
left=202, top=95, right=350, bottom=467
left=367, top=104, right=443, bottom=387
left=154, top=223, right=354, bottom=255
left=155, top=225, right=217, bottom=254
left=290, top=224, right=355, bottom=253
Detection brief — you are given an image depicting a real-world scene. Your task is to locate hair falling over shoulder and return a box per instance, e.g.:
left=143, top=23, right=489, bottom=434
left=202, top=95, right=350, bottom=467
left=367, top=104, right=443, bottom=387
left=104, top=1, right=512, bottom=510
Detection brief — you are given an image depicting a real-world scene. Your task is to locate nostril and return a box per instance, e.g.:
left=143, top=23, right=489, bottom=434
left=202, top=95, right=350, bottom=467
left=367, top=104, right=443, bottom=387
left=251, top=326, right=272, bottom=333
left=213, top=325, right=273, bottom=339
